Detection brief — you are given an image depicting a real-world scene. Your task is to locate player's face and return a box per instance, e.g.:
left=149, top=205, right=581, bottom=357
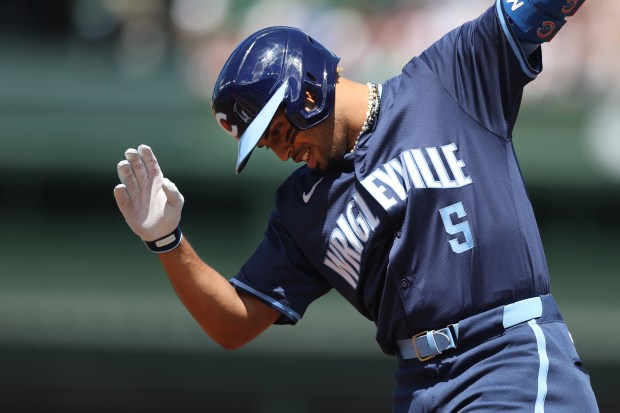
left=255, top=106, right=347, bottom=171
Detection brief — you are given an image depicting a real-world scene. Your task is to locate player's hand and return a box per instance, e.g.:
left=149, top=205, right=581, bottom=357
left=114, top=145, right=184, bottom=251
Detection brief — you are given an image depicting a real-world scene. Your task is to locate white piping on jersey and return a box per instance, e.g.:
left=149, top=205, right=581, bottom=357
left=496, top=0, right=539, bottom=79
left=360, top=143, right=472, bottom=211
left=528, top=319, right=550, bottom=412
left=229, top=278, right=301, bottom=322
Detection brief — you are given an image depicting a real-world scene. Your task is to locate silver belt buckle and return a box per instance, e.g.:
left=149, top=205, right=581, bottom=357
left=412, top=331, right=434, bottom=362
left=411, top=325, right=457, bottom=362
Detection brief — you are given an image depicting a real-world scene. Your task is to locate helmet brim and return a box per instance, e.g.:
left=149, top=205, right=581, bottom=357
left=236, top=82, right=288, bottom=174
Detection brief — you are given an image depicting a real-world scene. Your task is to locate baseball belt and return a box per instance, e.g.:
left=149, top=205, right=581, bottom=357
left=397, top=296, right=550, bottom=362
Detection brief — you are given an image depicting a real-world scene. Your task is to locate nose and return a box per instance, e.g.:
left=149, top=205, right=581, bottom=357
left=272, top=142, right=292, bottom=162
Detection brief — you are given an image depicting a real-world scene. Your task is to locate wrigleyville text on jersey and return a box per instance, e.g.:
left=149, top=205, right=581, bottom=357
left=323, top=143, right=473, bottom=289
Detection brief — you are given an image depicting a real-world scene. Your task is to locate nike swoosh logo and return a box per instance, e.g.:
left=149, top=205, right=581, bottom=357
left=302, top=177, right=324, bottom=203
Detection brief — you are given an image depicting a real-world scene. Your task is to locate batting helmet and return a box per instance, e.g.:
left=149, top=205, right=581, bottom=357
left=211, top=26, right=341, bottom=173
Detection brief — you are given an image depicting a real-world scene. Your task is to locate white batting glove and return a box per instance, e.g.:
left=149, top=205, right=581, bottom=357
left=113, top=144, right=184, bottom=253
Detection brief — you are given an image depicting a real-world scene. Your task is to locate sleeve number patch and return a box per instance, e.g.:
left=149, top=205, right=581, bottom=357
left=439, top=202, right=474, bottom=254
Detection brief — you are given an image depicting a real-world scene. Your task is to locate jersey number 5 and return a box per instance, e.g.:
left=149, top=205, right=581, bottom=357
left=439, top=202, right=474, bottom=254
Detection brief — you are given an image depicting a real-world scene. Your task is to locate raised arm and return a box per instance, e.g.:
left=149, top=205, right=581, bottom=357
left=113, top=145, right=279, bottom=350
left=499, top=0, right=586, bottom=56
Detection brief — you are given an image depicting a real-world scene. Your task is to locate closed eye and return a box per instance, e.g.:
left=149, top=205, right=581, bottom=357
left=259, top=121, right=281, bottom=145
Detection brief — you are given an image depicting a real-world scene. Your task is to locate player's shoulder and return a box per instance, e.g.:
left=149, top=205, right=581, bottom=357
left=418, top=4, right=498, bottom=60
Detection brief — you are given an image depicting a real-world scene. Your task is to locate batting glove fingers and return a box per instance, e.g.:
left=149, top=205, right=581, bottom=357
left=114, top=145, right=184, bottom=244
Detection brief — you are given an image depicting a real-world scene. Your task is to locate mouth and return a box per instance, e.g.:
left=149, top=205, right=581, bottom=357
left=292, top=146, right=319, bottom=169
left=294, top=147, right=311, bottom=163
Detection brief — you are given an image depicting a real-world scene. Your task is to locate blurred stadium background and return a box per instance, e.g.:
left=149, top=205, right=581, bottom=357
left=0, top=0, right=618, bottom=412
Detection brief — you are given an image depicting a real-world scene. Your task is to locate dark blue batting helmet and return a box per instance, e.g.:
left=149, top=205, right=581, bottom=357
left=211, top=26, right=341, bottom=173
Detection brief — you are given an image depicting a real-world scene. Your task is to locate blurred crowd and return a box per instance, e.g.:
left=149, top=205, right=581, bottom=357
left=9, top=0, right=619, bottom=103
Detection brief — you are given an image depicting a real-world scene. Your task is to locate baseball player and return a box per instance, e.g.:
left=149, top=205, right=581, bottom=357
left=114, top=0, right=599, bottom=411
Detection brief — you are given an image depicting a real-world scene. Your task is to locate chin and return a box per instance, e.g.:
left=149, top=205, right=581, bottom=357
left=308, top=161, right=323, bottom=171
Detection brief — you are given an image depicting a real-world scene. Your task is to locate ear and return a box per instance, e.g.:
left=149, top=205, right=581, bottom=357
left=304, top=89, right=317, bottom=112
left=305, top=89, right=316, bottom=103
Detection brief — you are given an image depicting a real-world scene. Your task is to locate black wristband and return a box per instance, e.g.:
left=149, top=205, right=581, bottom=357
left=144, top=226, right=182, bottom=253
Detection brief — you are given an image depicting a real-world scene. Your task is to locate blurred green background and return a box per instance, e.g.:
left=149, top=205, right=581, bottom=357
left=1, top=0, right=618, bottom=412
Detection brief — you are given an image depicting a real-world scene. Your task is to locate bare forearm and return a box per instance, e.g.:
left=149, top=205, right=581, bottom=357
left=113, top=145, right=278, bottom=349
left=158, top=238, right=279, bottom=349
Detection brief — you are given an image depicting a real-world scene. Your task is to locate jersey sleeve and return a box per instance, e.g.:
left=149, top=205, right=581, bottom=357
left=418, top=2, right=542, bottom=139
left=230, top=209, right=332, bottom=325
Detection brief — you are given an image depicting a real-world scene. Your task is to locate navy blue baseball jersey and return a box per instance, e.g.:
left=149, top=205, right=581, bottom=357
left=230, top=4, right=549, bottom=356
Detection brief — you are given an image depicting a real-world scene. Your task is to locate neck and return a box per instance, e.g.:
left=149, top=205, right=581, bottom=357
left=334, top=78, right=373, bottom=152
